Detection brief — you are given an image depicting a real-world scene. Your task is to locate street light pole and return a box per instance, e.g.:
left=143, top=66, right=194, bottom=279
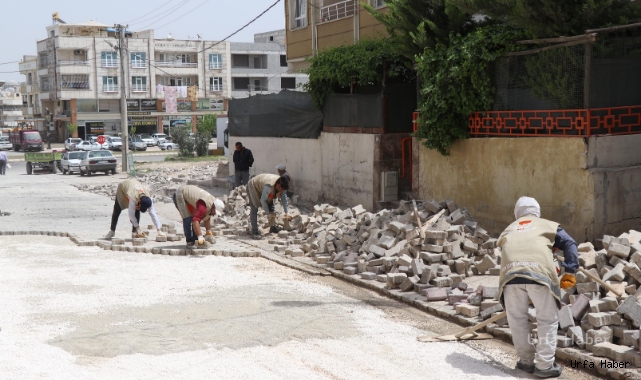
left=116, top=24, right=129, bottom=173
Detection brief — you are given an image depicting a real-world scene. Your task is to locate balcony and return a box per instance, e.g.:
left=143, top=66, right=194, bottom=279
left=319, top=0, right=356, bottom=23
left=210, top=85, right=223, bottom=92
left=131, top=61, right=146, bottom=69
left=102, top=59, right=118, bottom=68
left=156, top=60, right=198, bottom=68
left=103, top=84, right=119, bottom=93
left=58, top=60, right=90, bottom=66
left=132, top=84, right=148, bottom=93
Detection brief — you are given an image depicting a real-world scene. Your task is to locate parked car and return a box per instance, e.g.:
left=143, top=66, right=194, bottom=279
left=61, top=151, right=86, bottom=174
left=152, top=133, right=168, bottom=145
left=75, top=141, right=101, bottom=151
left=138, top=134, right=155, bottom=147
left=90, top=136, right=109, bottom=150
left=107, top=136, right=122, bottom=151
left=0, top=136, right=11, bottom=150
left=64, top=138, right=82, bottom=151
left=79, top=150, right=118, bottom=176
left=129, top=137, right=147, bottom=151
left=159, top=140, right=179, bottom=150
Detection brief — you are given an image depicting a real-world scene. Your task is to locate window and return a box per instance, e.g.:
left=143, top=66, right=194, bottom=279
left=372, top=0, right=385, bottom=7
left=232, top=54, right=249, bottom=68
left=209, top=54, right=223, bottom=69
left=61, top=75, right=90, bottom=89
left=158, top=77, right=193, bottom=86
left=253, top=56, right=267, bottom=69
left=38, top=53, right=50, bottom=68
left=281, top=77, right=296, bottom=89
left=102, top=52, right=118, bottom=67
left=102, top=76, right=118, bottom=92
left=132, top=76, right=147, bottom=92
left=40, top=76, right=51, bottom=92
left=27, top=73, right=32, bottom=85
left=270, top=36, right=274, bottom=41
left=290, top=0, right=307, bottom=29
left=210, top=77, right=223, bottom=92
left=280, top=55, right=287, bottom=67
left=22, top=95, right=27, bottom=106
left=233, top=77, right=250, bottom=91
left=131, top=52, right=146, bottom=68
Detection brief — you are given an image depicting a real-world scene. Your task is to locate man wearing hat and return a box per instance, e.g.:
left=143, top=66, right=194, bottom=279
left=173, top=185, right=225, bottom=250
left=105, top=178, right=164, bottom=239
left=498, top=196, right=578, bottom=378
left=276, top=164, right=294, bottom=199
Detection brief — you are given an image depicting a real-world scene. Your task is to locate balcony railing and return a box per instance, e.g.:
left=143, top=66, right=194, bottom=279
left=156, top=61, right=198, bottom=68
left=131, top=61, right=146, bottom=68
left=102, top=59, right=118, bottom=68
left=132, top=84, right=148, bottom=92
left=209, top=62, right=223, bottom=70
left=210, top=85, right=223, bottom=92
left=103, top=84, right=119, bottom=93
left=319, top=0, right=356, bottom=23
left=61, top=82, right=90, bottom=90
left=58, top=60, right=90, bottom=66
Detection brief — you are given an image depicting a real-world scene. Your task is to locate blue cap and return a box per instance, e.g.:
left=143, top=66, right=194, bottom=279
left=140, top=197, right=152, bottom=213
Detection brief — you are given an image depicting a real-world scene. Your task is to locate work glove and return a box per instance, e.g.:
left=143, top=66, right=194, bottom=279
left=284, top=214, right=293, bottom=221
left=198, top=236, right=205, bottom=245
left=157, top=230, right=166, bottom=237
left=205, top=230, right=214, bottom=237
left=135, top=227, right=147, bottom=238
left=560, top=273, right=576, bottom=290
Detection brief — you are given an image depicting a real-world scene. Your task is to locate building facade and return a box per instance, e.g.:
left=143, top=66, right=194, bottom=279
left=28, top=21, right=307, bottom=140
left=0, top=81, right=24, bottom=130
left=18, top=55, right=45, bottom=131
left=284, top=0, right=388, bottom=72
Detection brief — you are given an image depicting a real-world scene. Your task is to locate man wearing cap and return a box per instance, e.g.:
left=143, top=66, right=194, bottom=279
left=105, top=178, right=164, bottom=239
left=173, top=185, right=225, bottom=250
left=276, top=164, right=294, bottom=199
left=498, top=196, right=578, bottom=378
left=246, top=173, right=290, bottom=239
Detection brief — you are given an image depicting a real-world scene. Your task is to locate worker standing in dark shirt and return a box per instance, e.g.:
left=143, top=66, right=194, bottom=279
left=233, top=142, right=253, bottom=188
left=497, top=197, right=578, bottom=378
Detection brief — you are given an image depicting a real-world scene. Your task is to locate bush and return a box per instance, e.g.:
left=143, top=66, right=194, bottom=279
left=194, top=115, right=216, bottom=157
left=172, top=124, right=195, bottom=157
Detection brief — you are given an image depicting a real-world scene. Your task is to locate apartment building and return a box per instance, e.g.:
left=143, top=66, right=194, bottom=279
left=30, top=20, right=306, bottom=140
left=284, top=0, right=388, bottom=71
left=18, top=55, right=45, bottom=130
left=0, top=82, right=24, bottom=129
left=230, top=29, right=308, bottom=97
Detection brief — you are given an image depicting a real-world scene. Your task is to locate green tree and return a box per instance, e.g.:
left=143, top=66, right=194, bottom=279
left=303, top=39, right=415, bottom=109
left=66, top=123, right=78, bottom=137
left=364, top=0, right=478, bottom=60
left=450, top=0, right=641, bottom=38
left=172, top=124, right=195, bottom=157
left=194, top=114, right=216, bottom=157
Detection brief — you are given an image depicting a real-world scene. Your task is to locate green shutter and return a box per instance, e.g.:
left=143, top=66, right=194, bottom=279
left=142, top=76, right=147, bottom=85
left=102, top=76, right=107, bottom=85
left=113, top=77, right=118, bottom=85
left=101, top=52, right=107, bottom=60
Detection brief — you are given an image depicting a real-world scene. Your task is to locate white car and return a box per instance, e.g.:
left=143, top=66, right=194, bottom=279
left=90, top=136, right=109, bottom=150
left=60, top=151, right=85, bottom=174
left=108, top=136, right=122, bottom=151
left=138, top=134, right=156, bottom=147
left=159, top=141, right=179, bottom=150
left=65, top=137, right=82, bottom=151
left=129, top=137, right=147, bottom=151
left=152, top=133, right=168, bottom=145
left=75, top=141, right=101, bottom=151
left=0, top=136, right=11, bottom=150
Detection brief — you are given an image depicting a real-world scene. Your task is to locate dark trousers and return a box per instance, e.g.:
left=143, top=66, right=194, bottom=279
left=0, top=160, right=6, bottom=175
left=111, top=199, right=140, bottom=233
left=173, top=193, right=196, bottom=243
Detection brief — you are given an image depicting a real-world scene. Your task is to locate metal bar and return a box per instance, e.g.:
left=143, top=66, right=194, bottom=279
left=583, top=41, right=592, bottom=109
left=586, top=22, right=641, bottom=34
left=517, top=34, right=597, bottom=45
left=504, top=37, right=596, bottom=57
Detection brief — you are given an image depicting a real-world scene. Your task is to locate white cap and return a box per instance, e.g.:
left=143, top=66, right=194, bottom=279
left=214, top=199, right=225, bottom=215
left=276, top=164, right=286, bottom=170
left=514, top=196, right=540, bottom=219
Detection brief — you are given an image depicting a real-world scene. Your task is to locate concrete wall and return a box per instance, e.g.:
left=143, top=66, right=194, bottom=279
left=228, top=132, right=376, bottom=209
left=418, top=135, right=641, bottom=244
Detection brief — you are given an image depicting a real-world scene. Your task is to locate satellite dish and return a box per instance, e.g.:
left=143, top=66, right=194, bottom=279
left=167, top=33, right=174, bottom=40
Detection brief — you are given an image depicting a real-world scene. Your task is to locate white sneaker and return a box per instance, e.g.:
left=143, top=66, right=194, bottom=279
left=105, top=231, right=115, bottom=239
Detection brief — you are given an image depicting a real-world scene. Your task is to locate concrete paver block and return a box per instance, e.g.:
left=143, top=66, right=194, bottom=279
left=617, top=296, right=641, bottom=328
left=456, top=304, right=480, bottom=318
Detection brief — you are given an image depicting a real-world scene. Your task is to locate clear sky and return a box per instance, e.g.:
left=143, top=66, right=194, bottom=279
left=0, top=0, right=285, bottom=82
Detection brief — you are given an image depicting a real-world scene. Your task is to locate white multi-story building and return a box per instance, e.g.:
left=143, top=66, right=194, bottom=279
left=28, top=20, right=307, bottom=140
left=18, top=55, right=44, bottom=131
left=0, top=81, right=24, bottom=129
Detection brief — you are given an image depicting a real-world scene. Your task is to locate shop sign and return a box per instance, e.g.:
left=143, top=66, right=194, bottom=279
left=140, top=99, right=157, bottom=111
left=210, top=99, right=224, bottom=111
left=86, top=122, right=105, bottom=134
left=197, top=98, right=210, bottom=110
left=178, top=99, right=192, bottom=112
left=131, top=117, right=157, bottom=127
left=127, top=99, right=140, bottom=112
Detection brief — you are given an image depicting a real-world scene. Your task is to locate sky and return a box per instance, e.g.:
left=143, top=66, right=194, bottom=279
left=0, top=0, right=285, bottom=82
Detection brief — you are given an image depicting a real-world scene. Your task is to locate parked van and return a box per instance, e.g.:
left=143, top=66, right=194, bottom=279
left=152, top=133, right=167, bottom=145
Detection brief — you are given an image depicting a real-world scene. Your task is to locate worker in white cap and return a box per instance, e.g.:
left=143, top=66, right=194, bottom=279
left=276, top=164, right=293, bottom=199
left=498, top=196, right=578, bottom=378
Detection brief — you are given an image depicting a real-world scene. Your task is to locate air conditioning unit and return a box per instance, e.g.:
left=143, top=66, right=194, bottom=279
left=381, top=171, right=398, bottom=202
left=74, top=50, right=84, bottom=56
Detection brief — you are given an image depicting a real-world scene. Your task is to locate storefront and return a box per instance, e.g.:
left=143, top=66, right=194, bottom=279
left=128, top=99, right=159, bottom=135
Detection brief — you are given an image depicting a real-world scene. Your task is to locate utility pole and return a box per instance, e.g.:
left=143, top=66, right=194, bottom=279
left=116, top=24, right=129, bottom=173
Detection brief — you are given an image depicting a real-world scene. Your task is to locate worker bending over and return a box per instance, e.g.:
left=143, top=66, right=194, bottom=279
left=247, top=174, right=290, bottom=240
left=173, top=185, right=224, bottom=250
left=498, top=196, right=578, bottom=378
left=105, top=179, right=163, bottom=239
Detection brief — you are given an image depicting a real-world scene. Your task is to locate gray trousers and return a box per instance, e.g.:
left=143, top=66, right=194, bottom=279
left=235, top=170, right=249, bottom=188
left=0, top=160, right=5, bottom=175
left=504, top=284, right=559, bottom=371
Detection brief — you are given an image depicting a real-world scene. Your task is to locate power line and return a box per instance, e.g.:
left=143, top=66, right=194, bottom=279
left=136, top=0, right=191, bottom=29
left=152, top=0, right=210, bottom=32
left=124, top=0, right=177, bottom=24
left=0, top=61, right=20, bottom=66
